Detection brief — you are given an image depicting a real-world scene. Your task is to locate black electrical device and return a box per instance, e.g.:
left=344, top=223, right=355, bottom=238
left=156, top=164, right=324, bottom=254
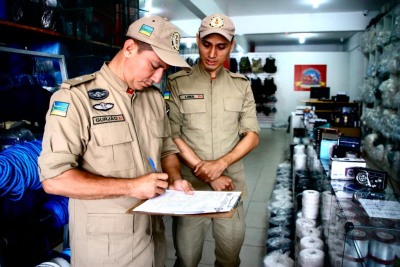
left=351, top=167, right=388, bottom=191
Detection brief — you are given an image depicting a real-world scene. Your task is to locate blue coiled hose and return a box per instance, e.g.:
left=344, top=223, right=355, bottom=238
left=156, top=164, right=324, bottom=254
left=0, top=140, right=43, bottom=201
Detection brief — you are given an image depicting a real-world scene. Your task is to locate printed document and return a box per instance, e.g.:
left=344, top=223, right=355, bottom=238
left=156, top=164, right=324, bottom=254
left=131, top=190, right=241, bottom=215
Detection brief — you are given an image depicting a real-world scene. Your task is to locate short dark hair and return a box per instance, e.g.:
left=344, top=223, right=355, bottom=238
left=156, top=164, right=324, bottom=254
left=125, top=37, right=153, bottom=53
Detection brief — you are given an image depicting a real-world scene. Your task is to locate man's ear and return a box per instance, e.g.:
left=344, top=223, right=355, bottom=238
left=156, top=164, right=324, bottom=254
left=124, top=39, right=138, bottom=58
left=230, top=40, right=236, bottom=53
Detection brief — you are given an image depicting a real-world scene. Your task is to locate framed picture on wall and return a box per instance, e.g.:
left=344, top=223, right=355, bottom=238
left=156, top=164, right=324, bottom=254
left=294, top=64, right=327, bottom=91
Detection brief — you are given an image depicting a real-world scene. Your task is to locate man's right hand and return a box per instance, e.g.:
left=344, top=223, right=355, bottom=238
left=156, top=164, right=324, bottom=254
left=130, top=173, right=169, bottom=199
left=209, top=175, right=235, bottom=191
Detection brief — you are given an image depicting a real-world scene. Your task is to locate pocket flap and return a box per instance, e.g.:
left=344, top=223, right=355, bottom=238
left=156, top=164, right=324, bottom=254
left=149, top=119, right=167, bottom=138
left=180, top=99, right=206, bottom=114
left=224, top=98, right=243, bottom=112
left=92, top=123, right=133, bottom=146
left=87, top=213, right=134, bottom=234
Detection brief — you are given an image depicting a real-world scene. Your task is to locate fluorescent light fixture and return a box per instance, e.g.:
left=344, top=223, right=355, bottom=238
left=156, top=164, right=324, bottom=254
left=288, top=33, right=317, bottom=44
left=288, top=33, right=317, bottom=39
left=311, top=0, right=320, bottom=8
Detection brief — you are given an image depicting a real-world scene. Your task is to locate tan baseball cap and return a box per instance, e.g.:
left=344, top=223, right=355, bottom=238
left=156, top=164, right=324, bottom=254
left=126, top=15, right=191, bottom=71
left=198, top=14, right=235, bottom=41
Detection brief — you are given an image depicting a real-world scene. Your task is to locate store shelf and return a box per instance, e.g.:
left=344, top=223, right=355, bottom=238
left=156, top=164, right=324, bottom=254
left=0, top=20, right=120, bottom=50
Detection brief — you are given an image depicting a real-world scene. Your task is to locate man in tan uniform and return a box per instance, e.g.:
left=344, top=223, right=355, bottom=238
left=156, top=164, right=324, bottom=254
left=166, top=14, right=260, bottom=267
left=38, top=16, right=193, bottom=267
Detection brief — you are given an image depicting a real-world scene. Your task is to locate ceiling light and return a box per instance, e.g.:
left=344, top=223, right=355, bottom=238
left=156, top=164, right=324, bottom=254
left=289, top=33, right=317, bottom=39
left=311, top=0, right=320, bottom=8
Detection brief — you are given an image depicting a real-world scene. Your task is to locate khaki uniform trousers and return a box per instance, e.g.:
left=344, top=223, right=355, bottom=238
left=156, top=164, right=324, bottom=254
left=173, top=202, right=245, bottom=267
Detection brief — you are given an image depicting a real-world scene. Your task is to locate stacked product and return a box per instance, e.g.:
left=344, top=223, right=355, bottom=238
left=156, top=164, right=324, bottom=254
left=263, top=162, right=295, bottom=266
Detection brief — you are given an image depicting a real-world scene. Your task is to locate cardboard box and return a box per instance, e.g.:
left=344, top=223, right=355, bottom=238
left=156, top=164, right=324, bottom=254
left=329, top=157, right=366, bottom=180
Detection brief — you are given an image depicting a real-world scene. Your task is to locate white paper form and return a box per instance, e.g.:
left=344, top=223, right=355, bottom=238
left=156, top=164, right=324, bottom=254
left=132, top=190, right=242, bottom=215
left=359, top=199, right=400, bottom=219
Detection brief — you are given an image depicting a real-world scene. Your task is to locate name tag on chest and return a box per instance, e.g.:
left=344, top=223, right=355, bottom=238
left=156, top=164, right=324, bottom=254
left=179, top=94, right=204, bottom=100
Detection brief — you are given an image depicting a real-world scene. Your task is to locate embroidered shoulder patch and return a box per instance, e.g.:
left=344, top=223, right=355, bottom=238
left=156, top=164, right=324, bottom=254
left=50, top=101, right=69, bottom=117
left=163, top=91, right=171, bottom=100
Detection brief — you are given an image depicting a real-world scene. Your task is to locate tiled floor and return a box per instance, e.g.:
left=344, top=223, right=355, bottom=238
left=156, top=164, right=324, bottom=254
left=164, top=128, right=290, bottom=267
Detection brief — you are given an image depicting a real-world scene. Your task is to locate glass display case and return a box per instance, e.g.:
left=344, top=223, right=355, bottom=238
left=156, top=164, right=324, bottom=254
left=322, top=179, right=400, bottom=267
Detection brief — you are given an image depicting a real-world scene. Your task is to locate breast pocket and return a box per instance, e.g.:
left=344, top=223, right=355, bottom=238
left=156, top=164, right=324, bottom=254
left=180, top=99, right=207, bottom=131
left=92, top=122, right=135, bottom=172
left=223, top=97, right=243, bottom=131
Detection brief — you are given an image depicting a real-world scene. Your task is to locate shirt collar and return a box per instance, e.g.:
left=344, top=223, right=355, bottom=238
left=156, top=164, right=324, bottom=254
left=99, top=62, right=129, bottom=94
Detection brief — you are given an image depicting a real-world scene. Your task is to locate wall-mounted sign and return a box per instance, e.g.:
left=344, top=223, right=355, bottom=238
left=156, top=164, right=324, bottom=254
left=294, top=64, right=327, bottom=91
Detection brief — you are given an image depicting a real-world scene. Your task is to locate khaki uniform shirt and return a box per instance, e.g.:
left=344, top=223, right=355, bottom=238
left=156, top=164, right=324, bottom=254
left=38, top=63, right=178, bottom=267
left=166, top=64, right=260, bottom=198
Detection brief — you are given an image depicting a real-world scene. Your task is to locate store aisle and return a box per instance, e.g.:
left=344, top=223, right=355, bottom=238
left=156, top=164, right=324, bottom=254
left=164, top=128, right=290, bottom=267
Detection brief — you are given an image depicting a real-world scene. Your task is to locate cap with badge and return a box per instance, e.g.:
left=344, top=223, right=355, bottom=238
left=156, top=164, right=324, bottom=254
left=126, top=15, right=191, bottom=71
left=198, top=14, right=235, bottom=41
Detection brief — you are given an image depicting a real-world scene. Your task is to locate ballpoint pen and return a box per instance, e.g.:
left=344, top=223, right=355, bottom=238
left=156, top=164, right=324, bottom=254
left=148, top=157, right=157, bottom=173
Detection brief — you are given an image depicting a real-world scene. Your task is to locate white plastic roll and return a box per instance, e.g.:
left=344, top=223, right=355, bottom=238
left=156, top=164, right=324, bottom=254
left=300, top=236, right=324, bottom=251
left=296, top=218, right=317, bottom=239
left=293, top=154, right=307, bottom=170
left=263, top=251, right=294, bottom=267
left=301, top=227, right=321, bottom=238
left=298, top=248, right=325, bottom=267
left=294, top=144, right=306, bottom=155
left=302, top=190, right=320, bottom=203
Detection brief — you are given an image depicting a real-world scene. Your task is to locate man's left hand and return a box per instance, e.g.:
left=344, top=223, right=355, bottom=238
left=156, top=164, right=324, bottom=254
left=193, top=160, right=228, bottom=182
left=169, top=179, right=194, bottom=194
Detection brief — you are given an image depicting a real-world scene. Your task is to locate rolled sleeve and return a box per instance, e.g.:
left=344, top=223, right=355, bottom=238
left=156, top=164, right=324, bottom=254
left=161, top=113, right=179, bottom=158
left=38, top=152, right=79, bottom=180
left=38, top=89, right=88, bottom=180
left=165, top=78, right=183, bottom=139
left=239, top=82, right=260, bottom=135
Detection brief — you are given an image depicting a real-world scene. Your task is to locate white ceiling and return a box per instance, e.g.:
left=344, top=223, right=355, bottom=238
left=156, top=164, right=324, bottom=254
left=149, top=0, right=396, bottom=48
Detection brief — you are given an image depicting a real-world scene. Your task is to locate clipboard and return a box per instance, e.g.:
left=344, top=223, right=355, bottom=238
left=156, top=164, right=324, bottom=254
left=126, top=190, right=242, bottom=218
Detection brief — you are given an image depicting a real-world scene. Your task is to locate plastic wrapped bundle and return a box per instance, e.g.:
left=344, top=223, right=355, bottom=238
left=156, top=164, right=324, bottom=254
left=298, top=249, right=325, bottom=267
left=269, top=214, right=293, bottom=228
left=296, top=218, right=317, bottom=239
left=263, top=251, right=294, bottom=267
left=376, top=30, right=391, bottom=47
left=268, top=226, right=292, bottom=239
left=299, top=236, right=324, bottom=251
left=265, top=237, right=293, bottom=255
left=380, top=79, right=398, bottom=109
left=359, top=77, right=375, bottom=103
left=381, top=109, right=397, bottom=138
left=394, top=91, right=400, bottom=109
left=394, top=16, right=400, bottom=40
left=360, top=32, right=370, bottom=54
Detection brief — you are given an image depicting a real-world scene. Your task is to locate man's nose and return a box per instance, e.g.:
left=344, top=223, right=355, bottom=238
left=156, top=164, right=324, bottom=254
left=210, top=46, right=217, bottom=58
left=152, top=68, right=164, bottom=84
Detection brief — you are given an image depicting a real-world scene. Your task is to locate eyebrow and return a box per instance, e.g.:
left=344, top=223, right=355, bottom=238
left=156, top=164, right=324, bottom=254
left=152, top=60, right=168, bottom=70
left=201, top=39, right=229, bottom=46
